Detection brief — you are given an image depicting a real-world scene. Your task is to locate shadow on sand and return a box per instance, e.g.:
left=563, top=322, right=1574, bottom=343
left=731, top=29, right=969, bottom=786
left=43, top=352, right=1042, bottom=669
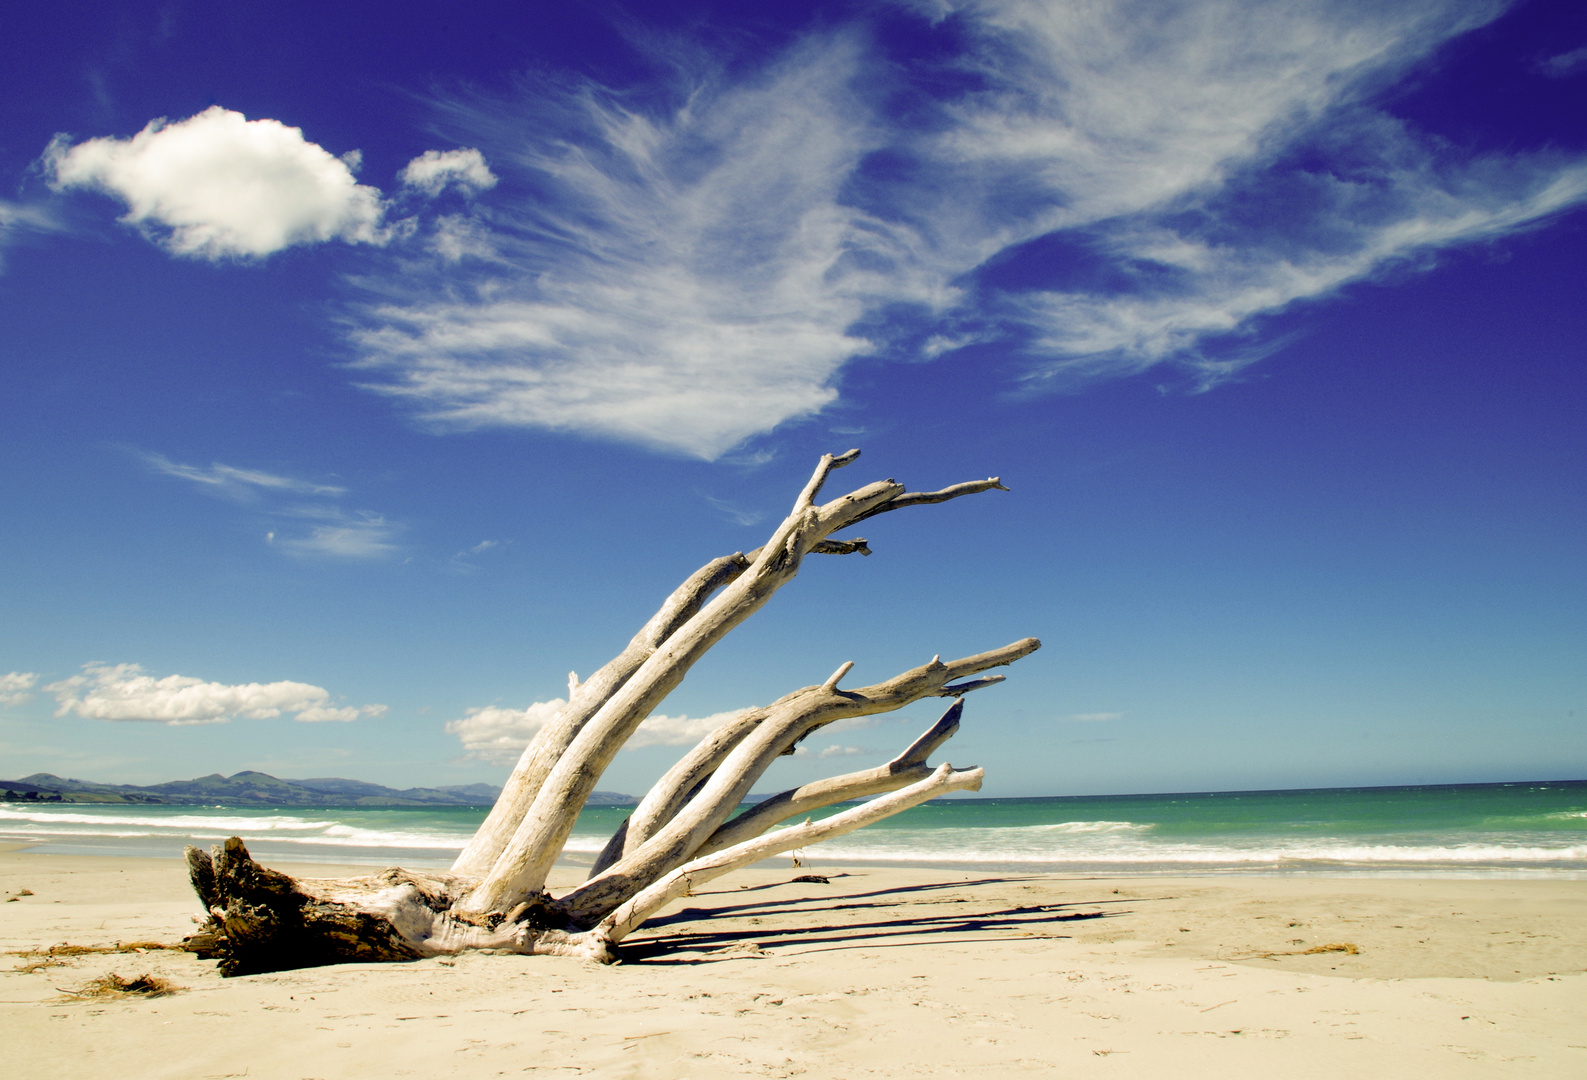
left=621, top=875, right=1168, bottom=963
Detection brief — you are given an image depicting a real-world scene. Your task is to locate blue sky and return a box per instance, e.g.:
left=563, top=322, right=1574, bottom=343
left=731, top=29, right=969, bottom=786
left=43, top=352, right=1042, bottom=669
left=1, top=0, right=1582, bottom=797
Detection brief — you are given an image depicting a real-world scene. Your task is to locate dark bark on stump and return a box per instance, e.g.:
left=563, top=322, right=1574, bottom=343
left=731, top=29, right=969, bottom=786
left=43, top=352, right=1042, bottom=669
left=185, top=838, right=428, bottom=976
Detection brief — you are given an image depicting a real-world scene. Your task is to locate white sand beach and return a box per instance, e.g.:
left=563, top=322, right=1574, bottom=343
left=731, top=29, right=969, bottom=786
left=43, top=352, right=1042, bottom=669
left=3, top=846, right=1583, bottom=1078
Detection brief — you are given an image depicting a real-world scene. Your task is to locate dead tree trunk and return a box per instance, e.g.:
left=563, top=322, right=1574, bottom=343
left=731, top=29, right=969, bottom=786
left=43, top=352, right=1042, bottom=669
left=184, top=451, right=1040, bottom=973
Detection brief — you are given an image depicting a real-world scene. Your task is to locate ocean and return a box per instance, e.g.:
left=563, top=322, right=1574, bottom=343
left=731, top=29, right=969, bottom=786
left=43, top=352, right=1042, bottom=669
left=3, top=780, right=1584, bottom=879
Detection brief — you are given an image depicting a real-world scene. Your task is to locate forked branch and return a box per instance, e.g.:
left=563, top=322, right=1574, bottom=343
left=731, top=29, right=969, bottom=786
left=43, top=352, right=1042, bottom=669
left=555, top=638, right=1038, bottom=926
left=459, top=452, right=1020, bottom=914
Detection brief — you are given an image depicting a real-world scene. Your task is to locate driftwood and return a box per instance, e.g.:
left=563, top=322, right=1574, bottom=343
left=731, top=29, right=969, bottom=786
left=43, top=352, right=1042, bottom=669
left=184, top=451, right=1039, bottom=972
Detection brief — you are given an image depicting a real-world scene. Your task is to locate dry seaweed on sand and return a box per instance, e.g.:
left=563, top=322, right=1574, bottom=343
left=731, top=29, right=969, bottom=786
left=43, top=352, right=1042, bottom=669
left=60, top=973, right=182, bottom=999
left=10, top=940, right=181, bottom=973
left=1224, top=942, right=1361, bottom=961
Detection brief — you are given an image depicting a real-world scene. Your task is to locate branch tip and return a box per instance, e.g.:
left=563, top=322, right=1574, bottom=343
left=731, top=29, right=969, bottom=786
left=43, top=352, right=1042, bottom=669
left=797, top=450, right=862, bottom=509
left=823, top=660, right=855, bottom=691
left=940, top=674, right=1006, bottom=697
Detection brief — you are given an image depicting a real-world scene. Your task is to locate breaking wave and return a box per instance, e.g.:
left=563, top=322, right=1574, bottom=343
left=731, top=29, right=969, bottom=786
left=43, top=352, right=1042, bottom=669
left=4, top=780, right=1583, bottom=874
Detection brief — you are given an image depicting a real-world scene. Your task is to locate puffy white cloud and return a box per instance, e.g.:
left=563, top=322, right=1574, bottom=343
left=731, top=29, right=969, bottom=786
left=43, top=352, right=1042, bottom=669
left=1, top=672, right=38, bottom=707
left=45, top=106, right=387, bottom=259
left=46, top=662, right=386, bottom=726
left=626, top=709, right=752, bottom=750
left=296, top=703, right=389, bottom=723
left=446, top=698, right=750, bottom=765
left=445, top=701, right=568, bottom=765
left=399, top=148, right=497, bottom=196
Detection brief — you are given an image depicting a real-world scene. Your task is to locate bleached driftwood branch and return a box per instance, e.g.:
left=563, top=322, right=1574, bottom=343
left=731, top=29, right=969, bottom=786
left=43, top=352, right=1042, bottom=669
left=554, top=639, right=1037, bottom=926
left=183, top=450, right=1038, bottom=973
left=455, top=452, right=1016, bottom=916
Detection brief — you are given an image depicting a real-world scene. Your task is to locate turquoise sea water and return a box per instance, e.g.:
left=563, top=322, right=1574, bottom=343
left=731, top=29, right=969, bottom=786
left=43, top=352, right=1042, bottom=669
left=3, top=780, right=1583, bottom=878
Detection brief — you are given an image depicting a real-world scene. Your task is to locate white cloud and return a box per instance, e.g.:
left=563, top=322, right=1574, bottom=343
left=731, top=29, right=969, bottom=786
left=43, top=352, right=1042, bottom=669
left=273, top=510, right=401, bottom=558
left=427, top=213, right=498, bottom=262
left=927, top=0, right=1490, bottom=230
left=296, top=703, right=389, bottom=723
left=399, top=148, right=498, bottom=196
left=817, top=744, right=870, bottom=758
left=703, top=496, right=767, bottom=527
left=0, top=199, right=60, bottom=272
left=1, top=672, right=38, bottom=707
left=1065, top=712, right=1123, bottom=723
left=140, top=451, right=346, bottom=499
left=338, top=1, right=1587, bottom=454
left=1539, top=45, right=1587, bottom=78
left=45, top=106, right=388, bottom=259
left=46, top=662, right=386, bottom=726
left=349, top=34, right=915, bottom=459
left=142, top=450, right=401, bottom=559
left=34, top=7, right=1579, bottom=454
left=626, top=709, right=752, bottom=750
left=917, top=0, right=1587, bottom=386
left=1013, top=149, right=1587, bottom=388
left=446, top=698, right=750, bottom=765
left=446, top=701, right=568, bottom=765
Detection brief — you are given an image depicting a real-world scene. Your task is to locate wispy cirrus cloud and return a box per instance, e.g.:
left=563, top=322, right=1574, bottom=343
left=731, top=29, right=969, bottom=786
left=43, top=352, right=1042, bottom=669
left=931, top=0, right=1587, bottom=388
left=348, top=32, right=914, bottom=459
left=447, top=537, right=509, bottom=574
left=139, top=451, right=347, bottom=499
left=342, top=0, right=1587, bottom=455
left=47, top=662, right=386, bottom=725
left=1539, top=44, right=1587, bottom=79
left=0, top=199, right=61, bottom=272
left=141, top=450, right=400, bottom=559
left=268, top=510, right=401, bottom=559
left=703, top=495, right=767, bottom=527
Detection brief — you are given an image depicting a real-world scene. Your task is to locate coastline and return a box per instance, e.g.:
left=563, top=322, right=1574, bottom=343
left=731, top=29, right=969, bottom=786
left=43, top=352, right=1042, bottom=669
left=4, top=847, right=1583, bottom=1077
left=6, top=778, right=1583, bottom=877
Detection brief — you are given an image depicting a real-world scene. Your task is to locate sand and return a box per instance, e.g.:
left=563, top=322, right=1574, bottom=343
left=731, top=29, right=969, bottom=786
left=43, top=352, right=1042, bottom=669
left=3, top=846, right=1583, bottom=1078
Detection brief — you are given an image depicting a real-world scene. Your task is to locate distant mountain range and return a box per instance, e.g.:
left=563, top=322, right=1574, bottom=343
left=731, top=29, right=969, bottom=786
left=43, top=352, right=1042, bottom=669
left=0, top=771, right=639, bottom=808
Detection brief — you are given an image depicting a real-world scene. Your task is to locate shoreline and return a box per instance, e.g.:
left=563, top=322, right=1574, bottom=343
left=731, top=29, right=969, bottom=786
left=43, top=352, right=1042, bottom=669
left=7, top=840, right=1585, bottom=881
left=4, top=849, right=1583, bottom=1077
